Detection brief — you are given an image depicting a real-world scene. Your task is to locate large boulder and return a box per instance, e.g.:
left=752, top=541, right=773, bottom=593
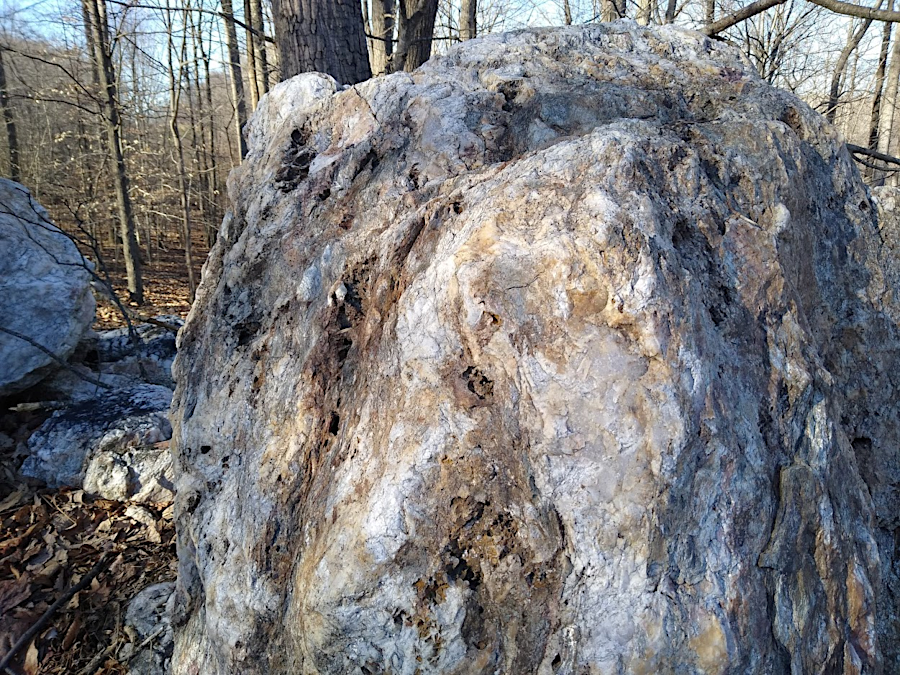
left=0, top=179, right=95, bottom=398
left=170, top=23, right=900, bottom=674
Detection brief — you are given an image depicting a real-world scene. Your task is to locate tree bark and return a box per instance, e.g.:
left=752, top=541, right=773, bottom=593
left=0, top=47, right=19, bottom=183
left=164, top=0, right=197, bottom=301
left=245, top=0, right=261, bottom=109
left=563, top=0, right=573, bottom=24
left=877, top=19, right=900, bottom=184
left=370, top=0, right=395, bottom=74
left=868, top=2, right=894, bottom=181
left=249, top=0, right=270, bottom=93
left=602, top=0, right=626, bottom=21
left=221, top=0, right=248, bottom=158
left=637, top=0, right=655, bottom=24
left=393, top=0, right=438, bottom=72
left=460, top=0, right=476, bottom=39
left=84, top=0, right=143, bottom=304
left=270, top=0, right=371, bottom=84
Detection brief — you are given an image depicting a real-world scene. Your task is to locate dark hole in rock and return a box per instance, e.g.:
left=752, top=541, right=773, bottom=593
left=463, top=366, right=494, bottom=400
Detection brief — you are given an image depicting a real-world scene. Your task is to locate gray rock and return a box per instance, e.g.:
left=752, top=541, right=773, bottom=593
left=170, top=23, right=900, bottom=674
left=21, top=384, right=174, bottom=504
left=92, top=317, right=184, bottom=389
left=0, top=179, right=95, bottom=398
left=123, top=582, right=175, bottom=675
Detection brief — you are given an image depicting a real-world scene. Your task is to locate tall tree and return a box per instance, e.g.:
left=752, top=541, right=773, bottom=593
left=0, top=46, right=19, bottom=182
left=270, top=0, right=370, bottom=84
left=460, top=0, right=477, bottom=39
left=83, top=0, right=144, bottom=304
left=164, top=0, right=197, bottom=300
left=248, top=0, right=270, bottom=94
left=392, top=0, right=438, bottom=71
left=220, top=0, right=248, bottom=158
left=370, top=0, right=395, bottom=74
left=867, top=3, right=894, bottom=179
left=825, top=9, right=879, bottom=124
left=244, top=0, right=261, bottom=108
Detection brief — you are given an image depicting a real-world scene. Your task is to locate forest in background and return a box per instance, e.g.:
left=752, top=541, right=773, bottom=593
left=1, top=0, right=899, bottom=319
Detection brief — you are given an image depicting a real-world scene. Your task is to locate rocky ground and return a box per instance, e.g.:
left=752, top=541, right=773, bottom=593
left=0, top=189, right=200, bottom=675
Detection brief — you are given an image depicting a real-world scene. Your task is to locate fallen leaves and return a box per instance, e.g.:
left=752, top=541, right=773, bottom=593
left=1, top=410, right=176, bottom=675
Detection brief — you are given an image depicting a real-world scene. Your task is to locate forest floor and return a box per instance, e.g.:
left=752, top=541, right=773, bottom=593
left=0, top=236, right=207, bottom=675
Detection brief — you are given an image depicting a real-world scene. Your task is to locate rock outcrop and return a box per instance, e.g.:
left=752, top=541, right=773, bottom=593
left=0, top=179, right=95, bottom=398
left=22, top=385, right=175, bottom=504
left=170, top=22, right=900, bottom=674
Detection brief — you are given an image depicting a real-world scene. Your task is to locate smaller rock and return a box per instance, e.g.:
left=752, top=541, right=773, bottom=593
left=21, top=385, right=174, bottom=504
left=30, top=366, right=138, bottom=404
left=123, top=582, right=175, bottom=675
left=92, top=317, right=183, bottom=389
left=124, top=504, right=162, bottom=543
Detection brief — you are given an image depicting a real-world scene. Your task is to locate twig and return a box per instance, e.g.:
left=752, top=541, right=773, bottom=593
left=126, top=624, right=166, bottom=662
left=121, top=311, right=181, bottom=332
left=0, top=554, right=110, bottom=672
left=0, top=326, right=112, bottom=390
left=76, top=643, right=115, bottom=675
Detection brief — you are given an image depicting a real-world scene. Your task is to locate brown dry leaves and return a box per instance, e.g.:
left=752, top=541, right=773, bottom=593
left=1, top=411, right=176, bottom=675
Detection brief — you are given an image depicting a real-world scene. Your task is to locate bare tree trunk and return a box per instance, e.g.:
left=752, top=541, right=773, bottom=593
left=868, top=3, right=894, bottom=168
left=221, top=0, right=248, bottom=158
left=244, top=0, right=261, bottom=109
left=0, top=48, right=19, bottom=182
left=705, top=0, right=715, bottom=23
left=85, top=0, right=143, bottom=304
left=393, top=0, right=438, bottom=72
left=877, top=17, right=900, bottom=185
left=369, top=0, right=395, bottom=74
left=192, top=13, right=221, bottom=242
left=601, top=0, right=627, bottom=20
left=165, top=0, right=197, bottom=301
left=249, top=0, right=270, bottom=93
left=826, top=9, right=879, bottom=124
left=637, top=0, right=654, bottom=24
left=460, top=0, right=476, bottom=39
left=187, top=7, right=209, bottom=224
left=563, top=0, right=573, bottom=24
left=270, top=0, right=371, bottom=84
left=665, top=0, right=677, bottom=23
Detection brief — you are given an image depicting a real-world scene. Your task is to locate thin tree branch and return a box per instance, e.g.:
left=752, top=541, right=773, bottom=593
left=704, top=0, right=790, bottom=35
left=848, top=142, right=900, bottom=165
left=106, top=0, right=276, bottom=43
left=0, top=326, right=113, bottom=390
left=805, top=0, right=900, bottom=20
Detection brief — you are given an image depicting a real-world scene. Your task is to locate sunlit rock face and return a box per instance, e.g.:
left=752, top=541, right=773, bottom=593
left=0, top=179, right=95, bottom=398
left=170, top=22, right=899, bottom=674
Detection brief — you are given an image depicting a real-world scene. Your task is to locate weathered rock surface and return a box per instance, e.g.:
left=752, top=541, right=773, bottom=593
left=123, top=582, right=175, bottom=675
left=22, top=385, right=174, bottom=504
left=171, top=22, right=900, bottom=674
left=91, top=317, right=183, bottom=389
left=0, top=178, right=95, bottom=398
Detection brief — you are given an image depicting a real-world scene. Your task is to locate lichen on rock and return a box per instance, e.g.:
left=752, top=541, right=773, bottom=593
left=170, top=22, right=900, bottom=674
